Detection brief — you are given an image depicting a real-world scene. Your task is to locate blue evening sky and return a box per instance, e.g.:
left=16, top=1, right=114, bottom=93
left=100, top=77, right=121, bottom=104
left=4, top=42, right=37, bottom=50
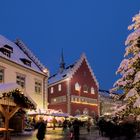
left=0, top=1, right=140, bottom=90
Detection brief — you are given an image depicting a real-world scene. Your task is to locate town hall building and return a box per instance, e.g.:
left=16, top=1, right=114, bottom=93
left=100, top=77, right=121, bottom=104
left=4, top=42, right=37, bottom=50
left=48, top=52, right=99, bottom=117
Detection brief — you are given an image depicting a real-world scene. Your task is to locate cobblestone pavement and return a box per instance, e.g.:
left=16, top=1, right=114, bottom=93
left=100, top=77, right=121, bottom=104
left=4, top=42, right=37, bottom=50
left=9, top=127, right=140, bottom=140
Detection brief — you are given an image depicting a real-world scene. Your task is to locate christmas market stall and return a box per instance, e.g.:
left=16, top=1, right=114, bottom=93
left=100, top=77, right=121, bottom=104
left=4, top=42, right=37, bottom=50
left=0, top=83, right=36, bottom=140
left=27, top=109, right=70, bottom=128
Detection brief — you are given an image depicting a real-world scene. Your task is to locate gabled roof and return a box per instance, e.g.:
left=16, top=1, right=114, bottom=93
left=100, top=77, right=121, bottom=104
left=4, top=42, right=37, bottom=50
left=48, top=53, right=99, bottom=89
left=0, top=35, right=49, bottom=76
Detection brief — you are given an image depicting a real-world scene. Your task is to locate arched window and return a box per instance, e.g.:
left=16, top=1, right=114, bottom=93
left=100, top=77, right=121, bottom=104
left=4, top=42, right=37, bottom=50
left=75, top=82, right=81, bottom=91
left=91, top=87, right=95, bottom=94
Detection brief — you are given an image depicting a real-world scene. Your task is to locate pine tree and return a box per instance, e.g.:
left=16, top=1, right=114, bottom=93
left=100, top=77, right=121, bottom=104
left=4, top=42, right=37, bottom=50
left=112, top=11, right=140, bottom=115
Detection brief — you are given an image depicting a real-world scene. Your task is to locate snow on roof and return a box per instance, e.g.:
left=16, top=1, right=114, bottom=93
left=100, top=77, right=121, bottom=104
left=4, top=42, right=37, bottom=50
left=0, top=83, right=37, bottom=108
left=48, top=63, right=74, bottom=84
left=48, top=53, right=99, bottom=88
left=0, top=35, right=48, bottom=75
left=0, top=83, right=22, bottom=94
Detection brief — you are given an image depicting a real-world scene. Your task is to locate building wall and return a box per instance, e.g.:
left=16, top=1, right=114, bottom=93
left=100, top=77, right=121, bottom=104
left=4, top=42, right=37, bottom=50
left=48, top=59, right=99, bottom=117
left=0, top=57, right=48, bottom=110
left=48, top=81, right=68, bottom=112
left=71, top=59, right=98, bottom=98
left=70, top=59, right=99, bottom=116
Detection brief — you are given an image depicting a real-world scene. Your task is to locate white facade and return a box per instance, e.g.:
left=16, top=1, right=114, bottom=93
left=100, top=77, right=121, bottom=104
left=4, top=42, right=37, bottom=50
left=0, top=35, right=49, bottom=110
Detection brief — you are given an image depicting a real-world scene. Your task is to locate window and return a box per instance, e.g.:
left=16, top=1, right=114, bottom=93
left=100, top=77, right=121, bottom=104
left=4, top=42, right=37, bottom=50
left=20, top=58, right=31, bottom=67
left=51, top=96, right=66, bottom=104
left=58, top=84, right=61, bottom=91
left=3, top=51, right=11, bottom=57
left=16, top=74, right=25, bottom=88
left=51, top=87, right=54, bottom=93
left=91, top=87, right=95, bottom=94
left=83, top=84, right=88, bottom=93
left=35, top=80, right=42, bottom=94
left=0, top=68, right=4, bottom=83
left=0, top=45, right=13, bottom=58
left=75, top=82, right=81, bottom=91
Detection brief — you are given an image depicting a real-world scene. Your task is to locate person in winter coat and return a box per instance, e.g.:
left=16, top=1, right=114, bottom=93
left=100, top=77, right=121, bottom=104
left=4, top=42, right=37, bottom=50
left=35, top=117, right=47, bottom=140
left=72, top=119, right=80, bottom=140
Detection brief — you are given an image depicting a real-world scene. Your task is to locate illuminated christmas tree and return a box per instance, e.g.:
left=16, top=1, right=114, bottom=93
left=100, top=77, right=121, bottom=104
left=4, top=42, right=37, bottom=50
left=112, top=11, right=140, bottom=115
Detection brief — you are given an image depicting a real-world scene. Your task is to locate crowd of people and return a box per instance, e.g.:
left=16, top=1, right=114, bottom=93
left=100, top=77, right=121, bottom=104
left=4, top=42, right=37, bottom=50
left=97, top=114, right=137, bottom=140
left=33, top=116, right=92, bottom=140
left=27, top=114, right=140, bottom=140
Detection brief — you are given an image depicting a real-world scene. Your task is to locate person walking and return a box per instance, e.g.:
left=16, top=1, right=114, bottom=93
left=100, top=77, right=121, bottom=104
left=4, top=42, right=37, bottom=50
left=72, top=118, right=80, bottom=140
left=87, top=118, right=92, bottom=134
left=35, top=117, right=47, bottom=140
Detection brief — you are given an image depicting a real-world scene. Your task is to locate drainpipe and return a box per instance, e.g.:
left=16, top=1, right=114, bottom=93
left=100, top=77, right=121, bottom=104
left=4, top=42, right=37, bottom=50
left=43, top=76, right=48, bottom=109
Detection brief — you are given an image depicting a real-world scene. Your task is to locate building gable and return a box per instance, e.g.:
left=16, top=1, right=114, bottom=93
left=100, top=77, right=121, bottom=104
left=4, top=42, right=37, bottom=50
left=48, top=53, right=99, bottom=89
left=69, top=53, right=99, bottom=89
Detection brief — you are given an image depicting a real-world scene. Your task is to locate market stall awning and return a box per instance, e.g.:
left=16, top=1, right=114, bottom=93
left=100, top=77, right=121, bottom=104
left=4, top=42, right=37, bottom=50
left=51, top=113, right=69, bottom=117
left=0, top=83, right=36, bottom=108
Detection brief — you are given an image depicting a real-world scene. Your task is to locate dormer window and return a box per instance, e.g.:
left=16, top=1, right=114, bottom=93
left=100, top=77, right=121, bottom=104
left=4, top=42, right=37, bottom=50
left=20, top=58, right=31, bottom=67
left=0, top=44, right=13, bottom=58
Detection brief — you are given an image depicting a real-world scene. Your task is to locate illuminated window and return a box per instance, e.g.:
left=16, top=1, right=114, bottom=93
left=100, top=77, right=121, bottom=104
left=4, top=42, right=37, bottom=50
left=75, top=82, right=81, bottom=91
left=91, top=87, right=95, bottom=94
left=35, top=80, right=42, bottom=94
left=0, top=68, right=4, bottom=83
left=51, top=87, right=54, bottom=93
left=58, top=84, right=61, bottom=91
left=16, top=73, right=25, bottom=88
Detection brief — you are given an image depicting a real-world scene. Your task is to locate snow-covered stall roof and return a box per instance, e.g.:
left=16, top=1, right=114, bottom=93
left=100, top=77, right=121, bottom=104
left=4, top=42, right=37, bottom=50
left=48, top=53, right=99, bottom=88
left=0, top=35, right=48, bottom=75
left=0, top=83, right=22, bottom=94
left=0, top=83, right=36, bottom=108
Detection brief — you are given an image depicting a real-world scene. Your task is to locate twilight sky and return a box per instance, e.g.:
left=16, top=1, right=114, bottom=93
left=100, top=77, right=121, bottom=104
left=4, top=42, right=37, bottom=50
left=0, top=0, right=140, bottom=90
